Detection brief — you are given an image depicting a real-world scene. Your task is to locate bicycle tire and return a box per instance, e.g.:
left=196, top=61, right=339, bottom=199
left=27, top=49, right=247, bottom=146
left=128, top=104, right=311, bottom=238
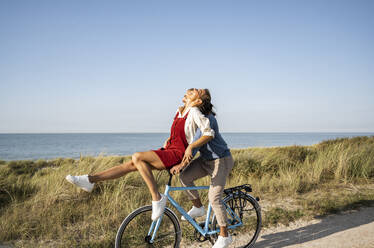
left=115, top=205, right=181, bottom=248
left=212, top=193, right=261, bottom=248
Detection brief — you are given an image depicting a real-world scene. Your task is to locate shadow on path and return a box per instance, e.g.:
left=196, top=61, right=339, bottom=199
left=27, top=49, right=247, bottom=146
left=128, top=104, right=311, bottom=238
left=255, top=207, right=374, bottom=248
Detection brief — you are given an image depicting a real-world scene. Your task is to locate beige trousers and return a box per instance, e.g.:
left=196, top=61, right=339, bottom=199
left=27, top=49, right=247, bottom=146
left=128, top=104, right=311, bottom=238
left=179, top=155, right=234, bottom=227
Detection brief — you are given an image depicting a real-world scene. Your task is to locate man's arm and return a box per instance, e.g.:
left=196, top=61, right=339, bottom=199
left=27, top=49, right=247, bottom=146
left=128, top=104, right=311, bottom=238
left=182, top=135, right=213, bottom=164
left=171, top=135, right=213, bottom=175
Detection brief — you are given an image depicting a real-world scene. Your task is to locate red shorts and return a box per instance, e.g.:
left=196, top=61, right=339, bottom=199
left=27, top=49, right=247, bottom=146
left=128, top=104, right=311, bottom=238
left=153, top=148, right=184, bottom=169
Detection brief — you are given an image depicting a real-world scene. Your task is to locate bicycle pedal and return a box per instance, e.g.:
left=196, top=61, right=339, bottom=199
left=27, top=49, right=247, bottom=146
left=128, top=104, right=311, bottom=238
left=194, top=222, right=208, bottom=242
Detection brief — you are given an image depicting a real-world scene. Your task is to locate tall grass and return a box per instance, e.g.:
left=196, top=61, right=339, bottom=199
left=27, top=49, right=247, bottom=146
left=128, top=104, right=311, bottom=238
left=231, top=136, right=374, bottom=194
left=0, top=136, right=373, bottom=247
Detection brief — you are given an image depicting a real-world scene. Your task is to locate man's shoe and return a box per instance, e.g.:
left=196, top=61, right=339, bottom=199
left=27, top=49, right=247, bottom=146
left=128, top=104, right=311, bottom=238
left=151, top=194, right=167, bottom=221
left=181, top=206, right=205, bottom=221
left=212, top=235, right=233, bottom=248
left=65, top=175, right=94, bottom=192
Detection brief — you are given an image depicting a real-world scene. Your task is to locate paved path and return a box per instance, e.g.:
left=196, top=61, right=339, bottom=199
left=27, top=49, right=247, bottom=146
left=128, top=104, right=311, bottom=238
left=255, top=206, right=374, bottom=248
left=188, top=206, right=374, bottom=248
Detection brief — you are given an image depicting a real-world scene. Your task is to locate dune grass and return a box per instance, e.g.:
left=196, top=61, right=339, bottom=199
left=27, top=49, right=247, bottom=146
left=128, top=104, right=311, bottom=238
left=0, top=136, right=374, bottom=247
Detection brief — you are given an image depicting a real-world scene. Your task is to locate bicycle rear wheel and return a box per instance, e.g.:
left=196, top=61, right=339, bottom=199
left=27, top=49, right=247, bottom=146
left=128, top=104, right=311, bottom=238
left=115, top=205, right=181, bottom=248
left=212, top=193, right=261, bottom=248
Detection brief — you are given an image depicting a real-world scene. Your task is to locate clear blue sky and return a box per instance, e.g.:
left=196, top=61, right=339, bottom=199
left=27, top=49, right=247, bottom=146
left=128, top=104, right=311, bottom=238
left=1, top=0, right=373, bottom=133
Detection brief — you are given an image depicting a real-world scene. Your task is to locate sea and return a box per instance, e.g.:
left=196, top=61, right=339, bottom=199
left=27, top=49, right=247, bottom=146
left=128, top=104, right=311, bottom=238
left=0, top=132, right=373, bottom=161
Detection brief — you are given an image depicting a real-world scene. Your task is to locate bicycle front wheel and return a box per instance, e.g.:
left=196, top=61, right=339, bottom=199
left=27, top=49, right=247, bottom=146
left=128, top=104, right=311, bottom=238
left=115, top=205, right=181, bottom=248
left=212, top=193, right=261, bottom=248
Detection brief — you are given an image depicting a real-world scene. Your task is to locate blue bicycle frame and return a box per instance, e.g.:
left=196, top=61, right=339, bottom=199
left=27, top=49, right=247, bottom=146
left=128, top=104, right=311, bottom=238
left=147, top=185, right=243, bottom=243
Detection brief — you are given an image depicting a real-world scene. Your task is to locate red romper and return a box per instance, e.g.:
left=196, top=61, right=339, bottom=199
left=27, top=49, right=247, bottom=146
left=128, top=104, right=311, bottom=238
left=153, top=111, right=189, bottom=169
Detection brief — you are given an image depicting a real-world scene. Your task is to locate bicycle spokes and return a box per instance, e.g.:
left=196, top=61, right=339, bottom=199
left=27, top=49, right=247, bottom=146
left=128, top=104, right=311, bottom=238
left=115, top=206, right=181, bottom=248
left=213, top=194, right=261, bottom=247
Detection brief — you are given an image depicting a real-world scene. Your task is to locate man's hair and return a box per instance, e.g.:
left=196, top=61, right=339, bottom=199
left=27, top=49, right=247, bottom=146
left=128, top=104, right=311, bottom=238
left=198, top=89, right=216, bottom=116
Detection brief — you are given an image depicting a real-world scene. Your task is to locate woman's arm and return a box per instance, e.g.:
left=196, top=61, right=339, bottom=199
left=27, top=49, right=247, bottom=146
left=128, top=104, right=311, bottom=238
left=182, top=107, right=214, bottom=163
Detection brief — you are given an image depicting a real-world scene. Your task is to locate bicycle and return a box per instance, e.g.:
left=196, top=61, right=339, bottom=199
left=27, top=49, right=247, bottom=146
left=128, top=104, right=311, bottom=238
left=115, top=172, right=261, bottom=247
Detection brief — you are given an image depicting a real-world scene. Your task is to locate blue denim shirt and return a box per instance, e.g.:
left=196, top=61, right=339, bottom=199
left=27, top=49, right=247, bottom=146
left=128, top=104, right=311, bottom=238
left=192, top=114, right=231, bottom=160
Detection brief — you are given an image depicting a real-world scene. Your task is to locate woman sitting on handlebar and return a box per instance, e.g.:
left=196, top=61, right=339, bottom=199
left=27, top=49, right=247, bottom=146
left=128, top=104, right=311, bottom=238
left=171, top=90, right=234, bottom=248
left=66, top=88, right=214, bottom=221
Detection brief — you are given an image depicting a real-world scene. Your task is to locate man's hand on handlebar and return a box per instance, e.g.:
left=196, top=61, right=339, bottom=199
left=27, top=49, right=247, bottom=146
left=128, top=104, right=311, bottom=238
left=170, top=162, right=188, bottom=175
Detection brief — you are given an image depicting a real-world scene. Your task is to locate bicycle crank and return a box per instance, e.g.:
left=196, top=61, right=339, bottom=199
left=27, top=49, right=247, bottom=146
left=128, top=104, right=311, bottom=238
left=194, top=222, right=208, bottom=242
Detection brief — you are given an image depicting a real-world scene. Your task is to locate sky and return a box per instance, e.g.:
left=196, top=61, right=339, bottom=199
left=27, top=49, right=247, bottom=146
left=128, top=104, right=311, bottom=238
left=0, top=0, right=373, bottom=133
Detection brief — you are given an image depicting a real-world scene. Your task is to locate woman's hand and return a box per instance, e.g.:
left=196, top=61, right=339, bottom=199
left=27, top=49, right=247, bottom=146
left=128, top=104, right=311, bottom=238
left=170, top=163, right=185, bottom=175
left=182, top=145, right=193, bottom=164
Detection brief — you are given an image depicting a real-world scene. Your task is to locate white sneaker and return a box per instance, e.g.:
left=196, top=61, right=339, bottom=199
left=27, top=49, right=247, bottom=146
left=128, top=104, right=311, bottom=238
left=65, top=174, right=95, bottom=192
left=212, top=235, right=233, bottom=248
left=181, top=206, right=205, bottom=221
left=151, top=194, right=167, bottom=221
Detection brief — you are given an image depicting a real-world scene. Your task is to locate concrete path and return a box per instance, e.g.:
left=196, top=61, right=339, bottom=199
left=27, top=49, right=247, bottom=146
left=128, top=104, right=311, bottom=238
left=255, top=206, right=374, bottom=248
left=188, top=206, right=374, bottom=248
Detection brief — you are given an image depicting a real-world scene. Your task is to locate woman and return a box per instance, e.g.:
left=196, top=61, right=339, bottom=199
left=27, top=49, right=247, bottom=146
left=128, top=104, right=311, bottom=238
left=66, top=88, right=214, bottom=221
left=170, top=89, right=234, bottom=248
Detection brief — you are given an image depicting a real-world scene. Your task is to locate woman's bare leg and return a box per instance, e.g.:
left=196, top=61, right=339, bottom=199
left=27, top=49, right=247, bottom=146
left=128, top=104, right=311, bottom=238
left=132, top=151, right=166, bottom=201
left=88, top=161, right=137, bottom=183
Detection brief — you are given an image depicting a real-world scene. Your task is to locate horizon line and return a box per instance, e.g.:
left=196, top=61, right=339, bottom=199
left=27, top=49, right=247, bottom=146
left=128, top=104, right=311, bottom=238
left=1, top=131, right=374, bottom=134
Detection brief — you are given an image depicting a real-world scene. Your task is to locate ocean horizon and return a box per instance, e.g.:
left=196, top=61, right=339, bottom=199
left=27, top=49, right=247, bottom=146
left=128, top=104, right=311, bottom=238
left=1, top=132, right=373, bottom=161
